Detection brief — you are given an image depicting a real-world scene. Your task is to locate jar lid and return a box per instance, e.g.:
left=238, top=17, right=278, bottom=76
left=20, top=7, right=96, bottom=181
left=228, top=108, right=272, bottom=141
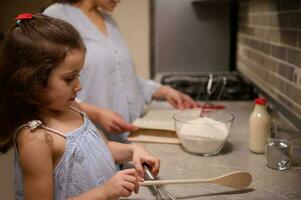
left=255, top=98, right=267, bottom=105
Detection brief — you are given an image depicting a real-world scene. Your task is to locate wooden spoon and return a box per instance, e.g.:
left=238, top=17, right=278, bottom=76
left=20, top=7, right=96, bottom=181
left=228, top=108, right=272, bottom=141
left=141, top=171, right=252, bottom=189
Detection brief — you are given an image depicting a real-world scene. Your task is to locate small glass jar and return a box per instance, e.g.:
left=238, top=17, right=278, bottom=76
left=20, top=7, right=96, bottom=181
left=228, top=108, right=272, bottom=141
left=265, top=137, right=292, bottom=170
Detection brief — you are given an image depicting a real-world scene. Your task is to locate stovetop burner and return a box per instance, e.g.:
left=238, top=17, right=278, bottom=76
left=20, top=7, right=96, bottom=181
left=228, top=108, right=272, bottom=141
left=155, top=72, right=257, bottom=101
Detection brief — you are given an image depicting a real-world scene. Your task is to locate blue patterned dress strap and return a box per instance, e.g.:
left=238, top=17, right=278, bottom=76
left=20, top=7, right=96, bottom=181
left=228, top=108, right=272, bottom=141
left=69, top=106, right=85, bottom=115
left=14, top=120, right=66, bottom=140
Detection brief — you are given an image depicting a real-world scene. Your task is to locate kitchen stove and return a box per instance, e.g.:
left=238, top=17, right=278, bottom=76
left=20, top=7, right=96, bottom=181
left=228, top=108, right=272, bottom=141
left=155, top=72, right=258, bottom=101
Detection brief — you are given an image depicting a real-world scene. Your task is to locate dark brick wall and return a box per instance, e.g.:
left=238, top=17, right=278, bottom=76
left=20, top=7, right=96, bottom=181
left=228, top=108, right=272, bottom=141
left=237, top=0, right=301, bottom=119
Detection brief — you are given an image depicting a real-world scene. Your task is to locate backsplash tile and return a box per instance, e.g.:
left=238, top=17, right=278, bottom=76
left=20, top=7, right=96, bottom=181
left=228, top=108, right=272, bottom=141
left=237, top=0, right=301, bottom=123
left=289, top=12, right=301, bottom=29
left=277, top=93, right=294, bottom=109
left=272, top=13, right=288, bottom=27
left=277, top=0, right=300, bottom=11
left=271, top=44, right=287, bottom=60
left=287, top=48, right=301, bottom=66
left=279, top=63, right=294, bottom=81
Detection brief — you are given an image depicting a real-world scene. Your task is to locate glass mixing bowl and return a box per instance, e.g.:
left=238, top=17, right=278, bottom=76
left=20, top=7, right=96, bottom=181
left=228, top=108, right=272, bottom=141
left=173, top=109, right=234, bottom=156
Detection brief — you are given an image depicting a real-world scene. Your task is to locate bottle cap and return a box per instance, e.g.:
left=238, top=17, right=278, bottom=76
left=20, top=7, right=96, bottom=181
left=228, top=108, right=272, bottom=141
left=255, top=98, right=267, bottom=105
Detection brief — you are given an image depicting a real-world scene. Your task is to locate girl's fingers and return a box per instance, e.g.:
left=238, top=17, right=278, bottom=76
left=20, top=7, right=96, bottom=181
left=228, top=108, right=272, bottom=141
left=123, top=168, right=143, bottom=182
left=151, top=159, right=160, bottom=176
left=121, top=174, right=139, bottom=194
left=120, top=187, right=132, bottom=197
left=143, top=159, right=160, bottom=176
left=124, top=175, right=140, bottom=194
left=123, top=174, right=138, bottom=184
left=123, top=168, right=139, bottom=175
left=133, top=160, right=144, bottom=177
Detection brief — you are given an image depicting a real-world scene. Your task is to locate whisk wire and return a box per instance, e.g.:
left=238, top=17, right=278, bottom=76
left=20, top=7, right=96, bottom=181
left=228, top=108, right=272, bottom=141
left=143, top=165, right=176, bottom=200
left=157, top=186, right=176, bottom=200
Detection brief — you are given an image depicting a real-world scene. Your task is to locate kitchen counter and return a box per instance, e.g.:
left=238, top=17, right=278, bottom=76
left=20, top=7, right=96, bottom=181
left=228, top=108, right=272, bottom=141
left=125, top=101, right=301, bottom=200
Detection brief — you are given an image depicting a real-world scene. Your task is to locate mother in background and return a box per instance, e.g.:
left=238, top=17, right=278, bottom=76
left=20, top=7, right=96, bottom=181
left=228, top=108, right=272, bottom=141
left=44, top=0, right=197, bottom=143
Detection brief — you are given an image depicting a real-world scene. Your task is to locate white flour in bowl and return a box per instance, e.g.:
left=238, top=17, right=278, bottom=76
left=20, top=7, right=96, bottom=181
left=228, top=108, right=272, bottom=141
left=179, top=117, right=228, bottom=154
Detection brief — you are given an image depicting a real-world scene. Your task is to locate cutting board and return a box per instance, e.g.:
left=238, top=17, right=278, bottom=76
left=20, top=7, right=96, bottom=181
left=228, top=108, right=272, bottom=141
left=128, top=129, right=180, bottom=144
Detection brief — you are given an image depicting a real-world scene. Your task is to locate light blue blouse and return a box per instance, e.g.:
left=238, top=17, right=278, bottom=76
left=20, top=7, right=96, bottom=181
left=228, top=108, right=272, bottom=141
left=44, top=3, right=161, bottom=143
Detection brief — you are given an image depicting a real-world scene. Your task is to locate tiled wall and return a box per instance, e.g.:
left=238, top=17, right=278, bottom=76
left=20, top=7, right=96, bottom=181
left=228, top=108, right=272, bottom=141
left=237, top=0, right=301, bottom=121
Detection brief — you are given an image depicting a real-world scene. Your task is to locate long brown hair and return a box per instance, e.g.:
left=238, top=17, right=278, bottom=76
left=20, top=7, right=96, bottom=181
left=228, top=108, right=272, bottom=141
left=0, top=14, right=85, bottom=153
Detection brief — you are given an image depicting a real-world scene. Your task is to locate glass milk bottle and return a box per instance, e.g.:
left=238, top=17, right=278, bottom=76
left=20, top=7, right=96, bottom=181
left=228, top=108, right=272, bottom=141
left=249, top=98, right=271, bottom=153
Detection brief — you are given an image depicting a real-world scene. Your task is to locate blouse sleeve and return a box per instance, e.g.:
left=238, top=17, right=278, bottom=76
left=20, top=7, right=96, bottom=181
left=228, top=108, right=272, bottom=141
left=137, top=77, right=161, bottom=104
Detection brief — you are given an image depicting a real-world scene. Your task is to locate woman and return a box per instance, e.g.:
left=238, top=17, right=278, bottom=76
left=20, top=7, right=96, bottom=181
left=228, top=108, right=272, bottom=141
left=44, top=0, right=197, bottom=143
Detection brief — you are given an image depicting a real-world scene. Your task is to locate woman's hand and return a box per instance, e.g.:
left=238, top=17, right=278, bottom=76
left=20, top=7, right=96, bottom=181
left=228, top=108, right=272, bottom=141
left=101, top=169, right=144, bottom=199
left=153, top=86, right=198, bottom=109
left=98, top=108, right=138, bottom=134
left=131, top=144, right=160, bottom=178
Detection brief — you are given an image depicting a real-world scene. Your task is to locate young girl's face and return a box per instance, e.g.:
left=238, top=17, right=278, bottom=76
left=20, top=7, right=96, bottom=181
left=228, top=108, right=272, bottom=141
left=44, top=49, right=85, bottom=111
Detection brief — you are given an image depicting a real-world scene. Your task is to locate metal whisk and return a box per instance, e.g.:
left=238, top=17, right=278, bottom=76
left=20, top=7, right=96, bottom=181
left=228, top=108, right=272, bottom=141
left=143, top=165, right=176, bottom=200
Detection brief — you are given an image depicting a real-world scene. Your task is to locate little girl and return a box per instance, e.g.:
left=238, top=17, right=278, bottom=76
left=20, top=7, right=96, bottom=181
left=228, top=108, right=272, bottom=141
left=0, top=13, right=160, bottom=200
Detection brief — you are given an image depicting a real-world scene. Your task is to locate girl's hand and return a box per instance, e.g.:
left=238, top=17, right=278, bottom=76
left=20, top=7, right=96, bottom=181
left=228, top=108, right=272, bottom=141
left=98, top=108, right=138, bottom=134
left=153, top=86, right=198, bottom=110
left=131, top=145, right=160, bottom=178
left=102, top=169, right=144, bottom=199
